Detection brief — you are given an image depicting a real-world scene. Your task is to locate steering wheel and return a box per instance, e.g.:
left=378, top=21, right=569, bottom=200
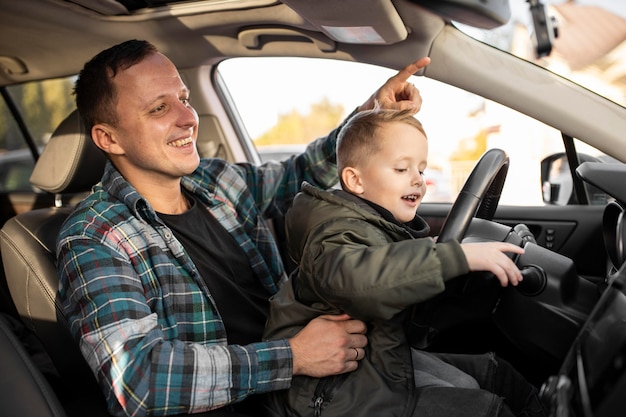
left=407, top=149, right=510, bottom=349
left=437, top=148, right=509, bottom=243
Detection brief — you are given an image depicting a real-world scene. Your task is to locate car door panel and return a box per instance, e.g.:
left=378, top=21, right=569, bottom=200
left=418, top=204, right=606, bottom=279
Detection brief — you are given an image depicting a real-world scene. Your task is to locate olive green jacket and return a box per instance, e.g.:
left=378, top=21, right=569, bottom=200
left=263, top=182, right=469, bottom=417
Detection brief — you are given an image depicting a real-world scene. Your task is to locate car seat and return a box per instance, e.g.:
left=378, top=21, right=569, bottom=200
left=0, top=109, right=109, bottom=416
left=0, top=313, right=68, bottom=417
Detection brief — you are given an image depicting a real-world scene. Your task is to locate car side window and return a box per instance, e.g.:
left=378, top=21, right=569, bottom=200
left=0, top=77, right=75, bottom=192
left=217, top=57, right=603, bottom=206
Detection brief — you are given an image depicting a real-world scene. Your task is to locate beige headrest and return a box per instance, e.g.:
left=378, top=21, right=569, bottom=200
left=30, top=110, right=106, bottom=194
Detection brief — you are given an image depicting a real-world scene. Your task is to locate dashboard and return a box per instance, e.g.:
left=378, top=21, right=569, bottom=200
left=578, top=162, right=626, bottom=273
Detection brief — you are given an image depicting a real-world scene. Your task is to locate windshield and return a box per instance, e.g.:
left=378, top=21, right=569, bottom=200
left=456, top=0, right=626, bottom=108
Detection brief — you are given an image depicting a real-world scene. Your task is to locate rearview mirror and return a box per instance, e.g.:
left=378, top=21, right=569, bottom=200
left=410, top=0, right=511, bottom=29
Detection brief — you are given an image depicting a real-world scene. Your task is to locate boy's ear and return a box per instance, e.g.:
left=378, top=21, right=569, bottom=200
left=341, top=166, right=364, bottom=195
left=91, top=123, right=124, bottom=156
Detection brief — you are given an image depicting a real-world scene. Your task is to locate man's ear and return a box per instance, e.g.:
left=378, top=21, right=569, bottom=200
left=91, top=123, right=124, bottom=156
left=341, top=166, right=364, bottom=195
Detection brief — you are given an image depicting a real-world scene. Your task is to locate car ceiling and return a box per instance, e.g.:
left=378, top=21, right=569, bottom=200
left=2, top=0, right=626, bottom=163
left=0, top=0, right=440, bottom=86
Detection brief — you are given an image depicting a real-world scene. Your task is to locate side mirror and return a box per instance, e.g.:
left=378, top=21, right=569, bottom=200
left=541, top=153, right=610, bottom=205
left=541, top=153, right=570, bottom=205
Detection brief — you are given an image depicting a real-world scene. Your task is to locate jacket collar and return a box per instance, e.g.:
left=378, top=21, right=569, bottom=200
left=331, top=188, right=431, bottom=238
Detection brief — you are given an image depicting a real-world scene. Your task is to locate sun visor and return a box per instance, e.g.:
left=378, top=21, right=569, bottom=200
left=281, top=0, right=408, bottom=44
left=410, top=0, right=511, bottom=29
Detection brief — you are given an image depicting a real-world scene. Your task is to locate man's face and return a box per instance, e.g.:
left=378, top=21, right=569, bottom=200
left=358, top=122, right=428, bottom=223
left=105, top=52, right=200, bottom=185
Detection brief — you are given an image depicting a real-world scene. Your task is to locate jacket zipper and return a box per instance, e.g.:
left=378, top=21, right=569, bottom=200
left=311, top=373, right=349, bottom=416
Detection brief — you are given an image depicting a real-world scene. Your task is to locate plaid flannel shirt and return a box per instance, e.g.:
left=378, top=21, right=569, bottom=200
left=57, top=124, right=342, bottom=416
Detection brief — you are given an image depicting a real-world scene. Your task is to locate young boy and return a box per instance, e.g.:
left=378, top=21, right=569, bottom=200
left=263, top=108, right=546, bottom=417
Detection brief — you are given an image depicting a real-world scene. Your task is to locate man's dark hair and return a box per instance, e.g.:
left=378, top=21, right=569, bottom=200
left=74, top=39, right=158, bottom=131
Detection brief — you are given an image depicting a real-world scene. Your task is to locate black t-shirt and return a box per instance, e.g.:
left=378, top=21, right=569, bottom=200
left=158, top=191, right=270, bottom=346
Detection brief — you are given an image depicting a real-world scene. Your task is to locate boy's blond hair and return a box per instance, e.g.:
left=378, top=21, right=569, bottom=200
left=337, top=108, right=426, bottom=188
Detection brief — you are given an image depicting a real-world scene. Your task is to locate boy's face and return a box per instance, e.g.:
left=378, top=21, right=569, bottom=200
left=348, top=121, right=428, bottom=223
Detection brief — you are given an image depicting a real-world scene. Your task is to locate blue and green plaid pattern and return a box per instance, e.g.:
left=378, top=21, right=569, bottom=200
left=57, top=123, right=342, bottom=416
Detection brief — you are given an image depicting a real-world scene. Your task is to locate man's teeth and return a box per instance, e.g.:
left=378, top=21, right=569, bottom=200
left=168, top=137, right=192, bottom=147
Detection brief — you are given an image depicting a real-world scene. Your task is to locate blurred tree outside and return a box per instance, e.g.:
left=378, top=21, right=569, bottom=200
left=449, top=104, right=502, bottom=194
left=253, top=97, right=344, bottom=145
left=0, top=77, right=75, bottom=152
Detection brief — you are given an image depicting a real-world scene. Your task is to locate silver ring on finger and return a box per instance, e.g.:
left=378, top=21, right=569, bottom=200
left=353, top=347, right=359, bottom=361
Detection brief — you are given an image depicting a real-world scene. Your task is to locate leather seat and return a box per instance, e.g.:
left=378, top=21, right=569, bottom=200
left=0, top=314, right=67, bottom=417
left=0, top=109, right=109, bottom=416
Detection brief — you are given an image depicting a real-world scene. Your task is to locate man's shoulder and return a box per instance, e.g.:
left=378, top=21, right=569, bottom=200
left=193, top=158, right=244, bottom=184
left=196, top=157, right=232, bottom=175
left=60, top=189, right=131, bottom=237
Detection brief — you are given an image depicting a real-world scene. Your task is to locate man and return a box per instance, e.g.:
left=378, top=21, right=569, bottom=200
left=56, top=39, right=430, bottom=417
